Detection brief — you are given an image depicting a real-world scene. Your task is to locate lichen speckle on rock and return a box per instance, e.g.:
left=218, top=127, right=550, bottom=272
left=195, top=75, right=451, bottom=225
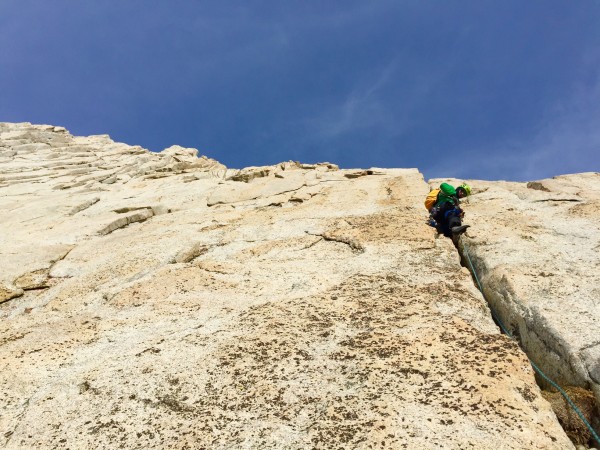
left=1, top=123, right=597, bottom=448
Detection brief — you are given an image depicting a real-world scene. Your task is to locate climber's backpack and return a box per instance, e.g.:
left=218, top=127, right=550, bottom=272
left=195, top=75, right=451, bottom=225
left=424, top=189, right=440, bottom=211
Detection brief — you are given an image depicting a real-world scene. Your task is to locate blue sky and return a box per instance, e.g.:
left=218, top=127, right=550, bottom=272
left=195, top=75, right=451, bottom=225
left=1, top=1, right=599, bottom=181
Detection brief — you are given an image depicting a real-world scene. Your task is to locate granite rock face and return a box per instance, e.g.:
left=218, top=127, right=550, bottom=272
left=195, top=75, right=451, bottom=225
left=0, top=122, right=579, bottom=448
left=431, top=175, right=600, bottom=409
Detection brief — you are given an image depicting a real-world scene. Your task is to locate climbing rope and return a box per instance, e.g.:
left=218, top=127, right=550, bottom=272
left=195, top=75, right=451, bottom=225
left=462, top=243, right=600, bottom=447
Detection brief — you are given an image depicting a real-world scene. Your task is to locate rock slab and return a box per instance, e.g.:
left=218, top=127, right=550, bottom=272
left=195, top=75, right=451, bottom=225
left=0, top=123, right=575, bottom=448
left=432, top=175, right=600, bottom=412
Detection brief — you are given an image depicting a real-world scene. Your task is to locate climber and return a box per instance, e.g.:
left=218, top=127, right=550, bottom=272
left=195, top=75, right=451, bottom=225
left=425, top=182, right=471, bottom=237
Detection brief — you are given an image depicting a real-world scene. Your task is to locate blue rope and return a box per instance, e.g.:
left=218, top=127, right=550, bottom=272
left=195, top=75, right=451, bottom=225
left=462, top=244, right=600, bottom=446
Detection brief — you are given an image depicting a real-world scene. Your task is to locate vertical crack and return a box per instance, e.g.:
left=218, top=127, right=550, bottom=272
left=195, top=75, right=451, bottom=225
left=453, top=236, right=600, bottom=447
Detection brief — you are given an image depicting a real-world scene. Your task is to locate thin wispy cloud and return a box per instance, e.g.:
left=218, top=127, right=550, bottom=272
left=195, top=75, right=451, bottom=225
left=1, top=1, right=599, bottom=179
left=521, top=78, right=600, bottom=179
left=428, top=73, right=600, bottom=181
left=305, top=62, right=400, bottom=140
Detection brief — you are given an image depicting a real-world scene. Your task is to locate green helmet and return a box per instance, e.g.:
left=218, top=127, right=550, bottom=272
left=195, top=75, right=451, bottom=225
left=459, top=183, right=471, bottom=196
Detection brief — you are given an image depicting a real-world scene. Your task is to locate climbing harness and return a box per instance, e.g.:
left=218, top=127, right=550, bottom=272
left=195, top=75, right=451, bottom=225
left=462, top=243, right=600, bottom=446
